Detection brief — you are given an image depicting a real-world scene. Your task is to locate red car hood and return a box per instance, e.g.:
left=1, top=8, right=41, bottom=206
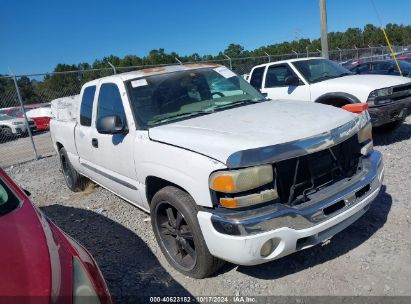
left=0, top=200, right=51, bottom=301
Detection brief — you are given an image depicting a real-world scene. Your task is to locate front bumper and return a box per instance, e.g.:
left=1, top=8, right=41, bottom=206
left=197, top=150, right=384, bottom=265
left=368, top=97, right=411, bottom=127
left=10, top=124, right=36, bottom=135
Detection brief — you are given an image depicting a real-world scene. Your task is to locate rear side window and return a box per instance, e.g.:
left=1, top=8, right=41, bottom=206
left=80, top=86, right=96, bottom=126
left=249, top=66, right=265, bottom=89
left=97, top=83, right=126, bottom=125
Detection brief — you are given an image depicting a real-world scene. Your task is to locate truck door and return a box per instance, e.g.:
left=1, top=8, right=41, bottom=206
left=261, top=63, right=311, bottom=101
left=82, top=81, right=143, bottom=206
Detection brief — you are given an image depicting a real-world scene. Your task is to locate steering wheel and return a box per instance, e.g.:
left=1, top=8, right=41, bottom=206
left=212, top=92, right=225, bottom=98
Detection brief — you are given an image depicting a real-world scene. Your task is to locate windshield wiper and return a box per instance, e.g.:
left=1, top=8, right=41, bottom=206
left=335, top=72, right=353, bottom=77
left=313, top=72, right=353, bottom=83
left=149, top=99, right=265, bottom=126
left=205, top=99, right=265, bottom=112
left=149, top=110, right=213, bottom=125
left=312, top=74, right=336, bottom=82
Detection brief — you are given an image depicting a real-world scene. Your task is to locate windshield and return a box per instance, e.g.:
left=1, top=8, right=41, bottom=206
left=0, top=114, right=16, bottom=121
left=125, top=67, right=265, bottom=128
left=292, top=59, right=353, bottom=83
left=0, top=178, right=20, bottom=216
left=397, top=60, right=411, bottom=70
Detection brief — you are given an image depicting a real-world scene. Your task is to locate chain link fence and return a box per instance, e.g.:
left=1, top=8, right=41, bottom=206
left=0, top=46, right=408, bottom=167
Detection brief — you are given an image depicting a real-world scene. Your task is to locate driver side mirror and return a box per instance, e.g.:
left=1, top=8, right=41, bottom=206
left=284, top=75, right=300, bottom=86
left=96, top=115, right=127, bottom=134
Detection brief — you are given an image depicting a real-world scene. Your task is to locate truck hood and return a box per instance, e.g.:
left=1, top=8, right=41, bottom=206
left=311, top=74, right=411, bottom=102
left=148, top=100, right=357, bottom=165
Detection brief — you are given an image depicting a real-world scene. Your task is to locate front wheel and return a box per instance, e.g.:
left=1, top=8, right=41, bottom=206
left=150, top=186, right=225, bottom=278
left=1, top=127, right=13, bottom=140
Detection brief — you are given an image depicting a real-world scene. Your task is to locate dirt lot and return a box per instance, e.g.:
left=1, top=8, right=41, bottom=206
left=5, top=118, right=411, bottom=302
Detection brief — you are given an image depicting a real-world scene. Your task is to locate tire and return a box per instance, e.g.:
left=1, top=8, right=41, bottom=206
left=375, top=118, right=405, bottom=133
left=150, top=186, right=225, bottom=278
left=1, top=127, right=13, bottom=139
left=59, top=147, right=88, bottom=192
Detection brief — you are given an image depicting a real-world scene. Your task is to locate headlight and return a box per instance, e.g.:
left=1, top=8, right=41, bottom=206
left=210, top=165, right=278, bottom=209
left=357, top=122, right=372, bottom=143
left=369, top=87, right=393, bottom=98
left=357, top=116, right=373, bottom=156
left=210, top=165, right=273, bottom=193
left=357, top=109, right=371, bottom=129
left=73, top=257, right=100, bottom=304
left=12, top=122, right=24, bottom=125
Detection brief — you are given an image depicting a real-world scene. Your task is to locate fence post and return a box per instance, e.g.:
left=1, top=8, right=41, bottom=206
left=380, top=45, right=385, bottom=56
left=336, top=47, right=342, bottom=62
left=223, top=54, right=232, bottom=70
left=264, top=52, right=271, bottom=62
left=107, top=61, right=117, bottom=74
left=12, top=76, right=39, bottom=160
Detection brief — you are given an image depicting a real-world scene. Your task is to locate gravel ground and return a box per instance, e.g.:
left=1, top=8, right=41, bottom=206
left=5, top=117, right=411, bottom=302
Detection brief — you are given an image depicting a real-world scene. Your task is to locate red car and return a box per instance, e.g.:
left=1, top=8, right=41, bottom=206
left=25, top=106, right=52, bottom=131
left=0, top=168, right=112, bottom=304
left=1, top=104, right=52, bottom=131
left=397, top=53, right=411, bottom=60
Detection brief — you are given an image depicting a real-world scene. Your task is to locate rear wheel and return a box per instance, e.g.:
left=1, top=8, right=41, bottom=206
left=59, top=147, right=88, bottom=192
left=151, top=186, right=225, bottom=278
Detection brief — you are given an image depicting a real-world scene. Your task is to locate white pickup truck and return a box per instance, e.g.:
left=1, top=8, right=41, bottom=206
left=248, top=57, right=411, bottom=130
left=50, top=64, right=384, bottom=278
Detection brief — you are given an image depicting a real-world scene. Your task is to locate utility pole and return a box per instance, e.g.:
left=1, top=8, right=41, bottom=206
left=319, top=0, right=329, bottom=59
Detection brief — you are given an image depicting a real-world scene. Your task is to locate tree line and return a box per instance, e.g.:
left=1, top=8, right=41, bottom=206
left=1, top=23, right=411, bottom=108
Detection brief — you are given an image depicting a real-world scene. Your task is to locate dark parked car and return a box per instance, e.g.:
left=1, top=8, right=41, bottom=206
left=0, top=168, right=112, bottom=303
left=349, top=60, right=411, bottom=77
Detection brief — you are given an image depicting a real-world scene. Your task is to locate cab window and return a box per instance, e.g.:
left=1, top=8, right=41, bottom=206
left=97, top=83, right=127, bottom=126
left=265, top=65, right=296, bottom=88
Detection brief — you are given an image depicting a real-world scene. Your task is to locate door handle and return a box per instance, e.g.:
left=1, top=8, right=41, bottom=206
left=92, top=138, right=98, bottom=148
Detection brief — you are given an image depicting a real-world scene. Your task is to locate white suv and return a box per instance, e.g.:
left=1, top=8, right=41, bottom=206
left=0, top=114, right=36, bottom=139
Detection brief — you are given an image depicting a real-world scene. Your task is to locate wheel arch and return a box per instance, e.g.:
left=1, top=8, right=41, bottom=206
left=145, top=176, right=189, bottom=207
left=56, top=141, right=64, bottom=151
left=315, top=92, right=360, bottom=107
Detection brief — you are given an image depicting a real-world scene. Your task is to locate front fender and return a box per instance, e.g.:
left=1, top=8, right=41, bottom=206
left=135, top=139, right=226, bottom=208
